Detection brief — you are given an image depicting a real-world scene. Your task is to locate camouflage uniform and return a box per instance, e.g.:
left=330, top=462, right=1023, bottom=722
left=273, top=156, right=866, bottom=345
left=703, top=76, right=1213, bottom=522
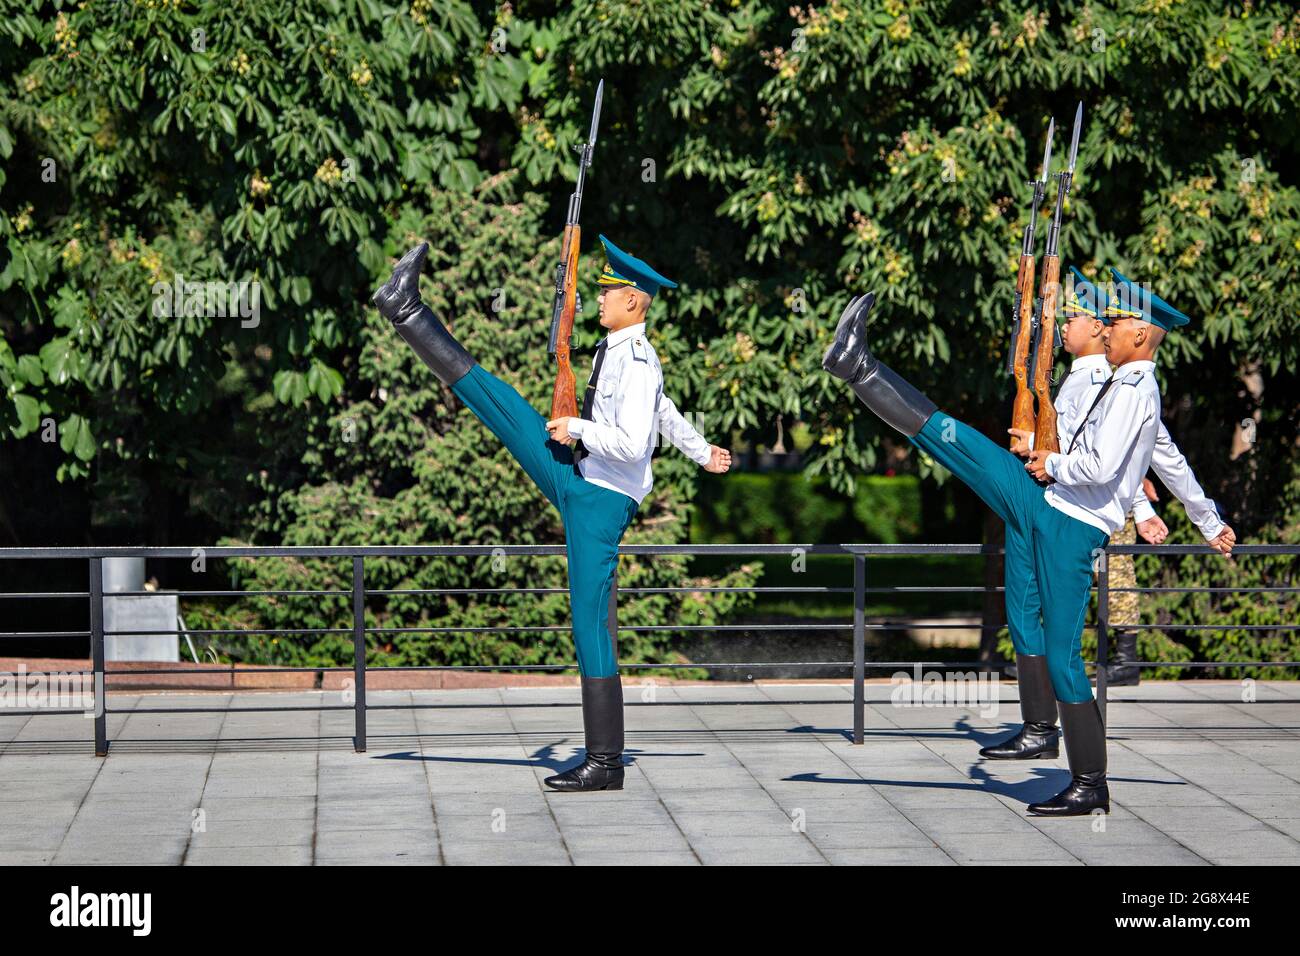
left=1109, top=515, right=1139, bottom=625
left=1105, top=514, right=1141, bottom=684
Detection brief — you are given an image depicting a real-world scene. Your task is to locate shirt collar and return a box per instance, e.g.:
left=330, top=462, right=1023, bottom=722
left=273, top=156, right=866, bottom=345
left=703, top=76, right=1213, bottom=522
left=604, top=322, right=646, bottom=349
left=1069, top=353, right=1110, bottom=374
left=1112, top=359, right=1156, bottom=378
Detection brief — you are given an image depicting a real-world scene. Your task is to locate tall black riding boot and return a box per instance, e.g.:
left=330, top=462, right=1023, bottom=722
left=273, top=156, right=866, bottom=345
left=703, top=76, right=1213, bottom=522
left=1105, top=632, right=1141, bottom=686
left=1028, top=699, right=1110, bottom=816
left=980, top=654, right=1059, bottom=759
left=372, top=242, right=476, bottom=386
left=821, top=292, right=937, bottom=437
left=544, top=676, right=625, bottom=793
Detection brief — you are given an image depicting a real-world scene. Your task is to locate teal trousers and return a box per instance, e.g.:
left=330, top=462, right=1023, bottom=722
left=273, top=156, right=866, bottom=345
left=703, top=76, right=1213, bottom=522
left=452, top=365, right=639, bottom=678
left=911, top=412, right=1108, bottom=703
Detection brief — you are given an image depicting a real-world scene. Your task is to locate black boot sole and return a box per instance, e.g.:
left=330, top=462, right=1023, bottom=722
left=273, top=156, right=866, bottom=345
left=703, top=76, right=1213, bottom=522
left=543, top=777, right=624, bottom=793
left=372, top=243, right=429, bottom=322
left=979, top=747, right=1060, bottom=760
left=1027, top=801, right=1110, bottom=816
left=822, top=293, right=876, bottom=381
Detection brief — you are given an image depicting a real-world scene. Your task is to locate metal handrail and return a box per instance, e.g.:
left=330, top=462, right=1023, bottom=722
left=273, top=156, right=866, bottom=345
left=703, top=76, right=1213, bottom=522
left=0, top=543, right=1295, bottom=754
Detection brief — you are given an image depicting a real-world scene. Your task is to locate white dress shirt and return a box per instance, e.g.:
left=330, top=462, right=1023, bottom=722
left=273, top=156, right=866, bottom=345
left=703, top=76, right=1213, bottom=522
left=1051, top=353, right=1223, bottom=541
left=566, top=323, right=712, bottom=504
left=1043, top=360, right=1162, bottom=535
left=1054, top=353, right=1112, bottom=443
left=1130, top=427, right=1225, bottom=540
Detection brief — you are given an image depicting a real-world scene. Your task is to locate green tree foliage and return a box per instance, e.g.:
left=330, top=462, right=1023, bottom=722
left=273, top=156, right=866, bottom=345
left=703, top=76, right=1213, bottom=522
left=1, top=0, right=490, bottom=487
left=505, top=0, right=1299, bottom=496
left=1, top=1, right=1296, bottom=670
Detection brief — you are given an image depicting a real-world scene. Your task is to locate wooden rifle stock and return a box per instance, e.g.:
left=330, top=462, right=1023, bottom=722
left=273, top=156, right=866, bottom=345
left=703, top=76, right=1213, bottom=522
left=548, top=80, right=603, bottom=422
left=1029, top=102, right=1083, bottom=459
left=1032, top=254, right=1061, bottom=454
left=550, top=224, right=581, bottom=421
left=1009, top=253, right=1037, bottom=447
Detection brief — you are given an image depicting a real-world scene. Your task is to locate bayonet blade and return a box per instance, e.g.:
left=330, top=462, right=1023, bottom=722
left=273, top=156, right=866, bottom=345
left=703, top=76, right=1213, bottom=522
left=587, top=79, right=604, bottom=148
left=1039, top=118, right=1055, bottom=184
left=1067, top=101, right=1083, bottom=173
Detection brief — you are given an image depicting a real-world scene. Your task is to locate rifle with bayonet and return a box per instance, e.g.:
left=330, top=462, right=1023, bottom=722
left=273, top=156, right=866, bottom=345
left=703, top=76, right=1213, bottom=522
left=548, top=79, right=604, bottom=421
left=1029, top=100, right=1083, bottom=456
left=1007, top=117, right=1053, bottom=449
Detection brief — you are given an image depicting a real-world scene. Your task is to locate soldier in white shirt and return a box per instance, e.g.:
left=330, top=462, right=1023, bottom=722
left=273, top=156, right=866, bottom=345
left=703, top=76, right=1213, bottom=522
left=986, top=269, right=1228, bottom=760
left=983, top=276, right=1118, bottom=763
left=374, top=238, right=730, bottom=793
left=825, top=273, right=1233, bottom=815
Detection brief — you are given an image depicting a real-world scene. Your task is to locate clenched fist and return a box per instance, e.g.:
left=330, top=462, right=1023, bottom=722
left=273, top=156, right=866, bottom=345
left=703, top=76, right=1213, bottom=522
left=545, top=417, right=577, bottom=446
left=1209, top=525, right=1236, bottom=556
left=1007, top=428, right=1033, bottom=457
left=1136, top=515, right=1168, bottom=545
left=704, top=445, right=732, bottom=474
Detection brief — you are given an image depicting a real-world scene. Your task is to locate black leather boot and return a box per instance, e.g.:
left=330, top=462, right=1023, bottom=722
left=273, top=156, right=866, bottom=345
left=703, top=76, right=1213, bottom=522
left=373, top=242, right=476, bottom=386
left=1105, top=632, right=1141, bottom=686
left=1028, top=699, right=1110, bottom=816
left=544, top=676, right=625, bottom=793
left=822, top=292, right=937, bottom=437
left=980, top=654, right=1059, bottom=759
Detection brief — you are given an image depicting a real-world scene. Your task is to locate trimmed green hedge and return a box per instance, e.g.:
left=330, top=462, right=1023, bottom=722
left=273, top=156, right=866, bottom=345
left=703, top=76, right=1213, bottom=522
left=693, top=472, right=921, bottom=544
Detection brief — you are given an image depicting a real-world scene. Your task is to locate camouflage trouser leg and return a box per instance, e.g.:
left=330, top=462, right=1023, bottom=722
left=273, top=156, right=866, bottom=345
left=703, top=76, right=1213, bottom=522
left=1109, top=516, right=1139, bottom=628
left=1106, top=515, right=1141, bottom=684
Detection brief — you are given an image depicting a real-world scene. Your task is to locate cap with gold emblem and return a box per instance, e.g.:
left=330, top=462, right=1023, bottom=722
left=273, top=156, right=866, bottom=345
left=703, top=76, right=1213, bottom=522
left=1103, top=267, right=1191, bottom=332
left=596, top=234, right=678, bottom=297
left=1064, top=265, right=1107, bottom=321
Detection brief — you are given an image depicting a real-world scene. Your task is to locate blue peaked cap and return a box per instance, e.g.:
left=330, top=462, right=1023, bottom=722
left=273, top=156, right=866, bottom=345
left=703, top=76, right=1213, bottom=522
left=1064, top=266, right=1107, bottom=320
left=596, top=234, right=678, bottom=297
left=1105, top=267, right=1191, bottom=332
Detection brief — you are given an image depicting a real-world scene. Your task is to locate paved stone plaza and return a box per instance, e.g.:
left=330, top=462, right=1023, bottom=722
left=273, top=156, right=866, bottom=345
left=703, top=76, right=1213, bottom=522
left=1, top=681, right=1298, bottom=865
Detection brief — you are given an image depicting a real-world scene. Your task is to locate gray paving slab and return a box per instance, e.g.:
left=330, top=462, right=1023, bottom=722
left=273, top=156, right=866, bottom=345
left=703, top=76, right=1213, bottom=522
left=185, top=845, right=315, bottom=865
left=1, top=681, right=1297, bottom=864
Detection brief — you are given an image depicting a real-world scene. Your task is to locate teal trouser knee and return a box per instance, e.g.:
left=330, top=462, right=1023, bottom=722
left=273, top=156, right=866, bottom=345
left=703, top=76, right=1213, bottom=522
left=1031, top=504, right=1107, bottom=702
left=912, top=411, right=1107, bottom=704
left=452, top=366, right=638, bottom=678
left=1004, top=522, right=1045, bottom=657
left=563, top=483, right=638, bottom=677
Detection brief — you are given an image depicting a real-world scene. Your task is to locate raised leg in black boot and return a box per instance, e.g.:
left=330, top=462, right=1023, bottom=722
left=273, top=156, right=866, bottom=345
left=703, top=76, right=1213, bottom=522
left=372, top=242, right=476, bottom=386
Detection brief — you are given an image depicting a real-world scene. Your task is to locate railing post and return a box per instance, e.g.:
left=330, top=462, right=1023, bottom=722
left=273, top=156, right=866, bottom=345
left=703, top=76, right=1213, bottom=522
left=352, top=556, right=367, bottom=753
left=852, top=554, right=865, bottom=745
left=89, top=557, right=107, bottom=757
left=1096, top=545, right=1109, bottom=730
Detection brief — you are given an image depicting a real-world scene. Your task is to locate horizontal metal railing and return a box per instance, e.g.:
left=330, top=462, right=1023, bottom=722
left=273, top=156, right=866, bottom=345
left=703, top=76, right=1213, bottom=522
left=0, top=544, right=1295, bottom=754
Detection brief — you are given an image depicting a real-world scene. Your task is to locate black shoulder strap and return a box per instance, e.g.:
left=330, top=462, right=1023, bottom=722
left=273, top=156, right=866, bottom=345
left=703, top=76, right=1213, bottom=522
left=1066, top=378, right=1115, bottom=455
left=579, top=340, right=609, bottom=422
left=573, top=340, right=609, bottom=467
